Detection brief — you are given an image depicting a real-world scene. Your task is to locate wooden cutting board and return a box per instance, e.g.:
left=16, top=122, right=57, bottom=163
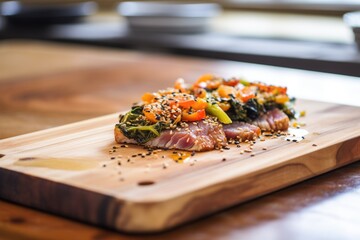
left=0, top=99, right=359, bottom=233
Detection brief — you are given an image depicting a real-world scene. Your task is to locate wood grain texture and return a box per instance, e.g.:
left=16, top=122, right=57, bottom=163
left=0, top=100, right=359, bottom=232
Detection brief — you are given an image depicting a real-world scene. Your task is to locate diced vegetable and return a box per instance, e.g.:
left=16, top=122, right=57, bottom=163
left=141, top=92, right=155, bottom=103
left=193, top=98, right=208, bottom=110
left=178, top=98, right=208, bottom=110
left=207, top=79, right=222, bottom=89
left=218, top=102, right=231, bottom=111
left=143, top=110, right=158, bottom=123
left=275, top=94, right=289, bottom=104
left=206, top=104, right=232, bottom=124
left=237, top=87, right=255, bottom=102
left=182, top=109, right=206, bottom=122
left=193, top=74, right=222, bottom=89
left=217, top=85, right=236, bottom=98
left=194, top=74, right=214, bottom=88
left=194, top=88, right=207, bottom=98
left=223, top=78, right=239, bottom=87
left=251, top=83, right=287, bottom=94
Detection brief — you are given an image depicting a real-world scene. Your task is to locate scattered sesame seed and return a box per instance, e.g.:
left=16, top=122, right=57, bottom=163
left=262, top=147, right=267, bottom=150
left=163, top=162, right=169, bottom=169
left=222, top=158, right=226, bottom=162
left=250, top=153, right=255, bottom=157
left=312, top=144, right=317, bottom=147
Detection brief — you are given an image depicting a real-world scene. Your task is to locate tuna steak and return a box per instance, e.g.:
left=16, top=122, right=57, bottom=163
left=252, top=108, right=289, bottom=131
left=223, top=122, right=260, bottom=141
left=115, top=120, right=227, bottom=151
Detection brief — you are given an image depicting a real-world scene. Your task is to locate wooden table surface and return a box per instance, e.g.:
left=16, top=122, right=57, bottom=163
left=1, top=40, right=360, bottom=240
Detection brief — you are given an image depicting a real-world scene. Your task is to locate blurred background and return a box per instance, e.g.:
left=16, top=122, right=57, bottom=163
left=1, top=0, right=360, bottom=76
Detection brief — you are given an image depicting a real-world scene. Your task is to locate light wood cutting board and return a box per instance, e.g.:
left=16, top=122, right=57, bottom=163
left=0, top=99, right=359, bottom=233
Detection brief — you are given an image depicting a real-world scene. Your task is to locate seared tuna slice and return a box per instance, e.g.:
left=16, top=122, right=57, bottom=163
left=252, top=108, right=289, bottom=131
left=223, top=122, right=261, bottom=141
left=115, top=120, right=227, bottom=151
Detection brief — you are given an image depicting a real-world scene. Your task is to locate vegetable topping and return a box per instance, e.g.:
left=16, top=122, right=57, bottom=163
left=116, top=75, right=296, bottom=143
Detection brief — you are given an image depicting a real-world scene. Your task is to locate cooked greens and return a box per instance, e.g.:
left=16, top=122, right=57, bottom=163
left=116, top=106, right=169, bottom=144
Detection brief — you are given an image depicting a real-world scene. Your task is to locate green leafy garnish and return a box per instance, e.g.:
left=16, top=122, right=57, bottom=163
left=116, top=106, right=169, bottom=144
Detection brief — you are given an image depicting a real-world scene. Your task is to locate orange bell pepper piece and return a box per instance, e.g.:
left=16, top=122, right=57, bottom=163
left=218, top=85, right=236, bottom=98
left=237, top=87, right=255, bottom=102
left=141, top=92, right=155, bottom=103
left=181, top=109, right=206, bottom=122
